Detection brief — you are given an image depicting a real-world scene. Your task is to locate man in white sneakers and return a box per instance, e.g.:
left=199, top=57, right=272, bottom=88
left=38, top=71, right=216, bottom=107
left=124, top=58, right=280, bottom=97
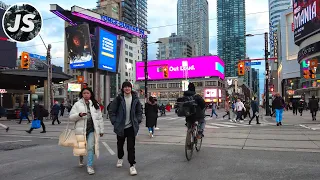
left=109, top=82, right=142, bottom=176
left=234, top=98, right=246, bottom=122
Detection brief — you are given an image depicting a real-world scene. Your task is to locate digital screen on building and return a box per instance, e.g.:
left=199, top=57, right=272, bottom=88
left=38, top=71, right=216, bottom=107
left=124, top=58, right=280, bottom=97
left=98, top=28, right=117, bottom=72
left=204, top=89, right=218, bottom=98
left=293, top=0, right=320, bottom=45
left=65, top=24, right=94, bottom=69
left=136, top=56, right=225, bottom=80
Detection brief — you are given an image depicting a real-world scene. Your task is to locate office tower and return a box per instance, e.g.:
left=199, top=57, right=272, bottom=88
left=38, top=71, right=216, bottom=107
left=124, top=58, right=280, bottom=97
left=157, top=33, right=194, bottom=59
left=177, top=0, right=209, bottom=56
left=217, top=0, right=246, bottom=77
left=269, top=0, right=291, bottom=58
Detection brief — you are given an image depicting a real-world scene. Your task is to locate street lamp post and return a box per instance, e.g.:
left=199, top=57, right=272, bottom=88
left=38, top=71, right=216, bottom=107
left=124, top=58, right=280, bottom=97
left=144, top=41, right=162, bottom=104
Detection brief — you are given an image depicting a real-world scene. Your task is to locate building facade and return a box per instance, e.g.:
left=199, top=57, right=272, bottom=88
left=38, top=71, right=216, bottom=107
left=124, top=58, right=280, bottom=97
left=157, top=33, right=194, bottom=60
left=177, top=0, right=209, bottom=56
left=269, top=0, right=291, bottom=58
left=217, top=0, right=246, bottom=77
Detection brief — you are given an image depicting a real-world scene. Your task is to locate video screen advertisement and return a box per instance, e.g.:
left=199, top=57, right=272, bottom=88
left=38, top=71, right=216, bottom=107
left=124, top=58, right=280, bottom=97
left=0, top=9, right=17, bottom=69
left=293, top=0, right=320, bottom=45
left=136, top=56, right=225, bottom=81
left=65, top=24, right=94, bottom=69
left=98, top=28, right=117, bottom=72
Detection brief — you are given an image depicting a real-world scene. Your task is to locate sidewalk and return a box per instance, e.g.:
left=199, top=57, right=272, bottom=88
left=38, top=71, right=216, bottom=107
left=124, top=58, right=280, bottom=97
left=263, top=109, right=318, bottom=125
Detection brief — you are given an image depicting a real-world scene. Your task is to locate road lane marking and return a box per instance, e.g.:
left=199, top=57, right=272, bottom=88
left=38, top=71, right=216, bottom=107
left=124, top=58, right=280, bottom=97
left=206, top=125, right=221, bottom=129
left=209, top=123, right=237, bottom=128
left=102, top=142, right=115, bottom=155
left=0, top=140, right=32, bottom=144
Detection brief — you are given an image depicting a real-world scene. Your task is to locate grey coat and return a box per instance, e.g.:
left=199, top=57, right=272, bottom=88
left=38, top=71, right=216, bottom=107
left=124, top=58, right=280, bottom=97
left=109, top=92, right=143, bottom=137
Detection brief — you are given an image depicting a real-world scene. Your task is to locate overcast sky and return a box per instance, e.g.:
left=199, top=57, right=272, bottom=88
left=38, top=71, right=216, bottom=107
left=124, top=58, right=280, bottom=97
left=5, top=0, right=269, bottom=96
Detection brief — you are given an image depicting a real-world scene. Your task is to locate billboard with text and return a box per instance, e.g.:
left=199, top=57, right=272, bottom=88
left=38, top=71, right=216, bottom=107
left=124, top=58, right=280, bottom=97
left=293, top=0, right=320, bottom=45
left=98, top=28, right=117, bottom=72
left=136, top=56, right=225, bottom=80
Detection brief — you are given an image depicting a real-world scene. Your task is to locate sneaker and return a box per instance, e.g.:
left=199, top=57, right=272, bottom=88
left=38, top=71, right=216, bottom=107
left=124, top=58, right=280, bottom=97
left=40, top=131, right=46, bottom=133
left=116, top=159, right=123, bottom=168
left=79, top=156, right=84, bottom=167
left=149, top=131, right=152, bottom=138
left=155, top=127, right=159, bottom=130
left=26, top=130, right=31, bottom=134
left=130, top=165, right=137, bottom=176
left=87, top=166, right=95, bottom=175
left=5, top=127, right=9, bottom=132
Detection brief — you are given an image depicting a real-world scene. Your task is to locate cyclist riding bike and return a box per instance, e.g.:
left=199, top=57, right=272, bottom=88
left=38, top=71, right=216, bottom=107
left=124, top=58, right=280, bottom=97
left=183, top=83, right=206, bottom=139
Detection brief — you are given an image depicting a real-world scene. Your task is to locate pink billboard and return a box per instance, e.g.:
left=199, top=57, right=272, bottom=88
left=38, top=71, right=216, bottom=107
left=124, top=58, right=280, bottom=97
left=136, top=56, right=225, bottom=80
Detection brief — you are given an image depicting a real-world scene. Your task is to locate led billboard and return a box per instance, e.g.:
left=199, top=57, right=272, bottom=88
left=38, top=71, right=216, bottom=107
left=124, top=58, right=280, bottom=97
left=293, top=0, right=320, bottom=45
left=136, top=56, right=225, bottom=80
left=65, top=24, right=93, bottom=69
left=98, top=28, right=117, bottom=72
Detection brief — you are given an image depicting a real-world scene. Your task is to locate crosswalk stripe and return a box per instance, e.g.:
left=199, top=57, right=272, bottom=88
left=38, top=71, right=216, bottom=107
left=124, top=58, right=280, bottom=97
left=221, top=122, right=250, bottom=126
left=209, top=123, right=237, bottom=128
left=205, top=125, right=221, bottom=128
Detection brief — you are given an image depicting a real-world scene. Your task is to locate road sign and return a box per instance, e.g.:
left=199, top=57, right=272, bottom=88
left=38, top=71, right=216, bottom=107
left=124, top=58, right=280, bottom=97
left=245, top=62, right=261, bottom=66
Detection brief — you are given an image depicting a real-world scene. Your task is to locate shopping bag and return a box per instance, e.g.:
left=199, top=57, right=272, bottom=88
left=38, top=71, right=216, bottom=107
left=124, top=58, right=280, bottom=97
left=58, top=118, right=77, bottom=147
left=31, top=119, right=41, bottom=129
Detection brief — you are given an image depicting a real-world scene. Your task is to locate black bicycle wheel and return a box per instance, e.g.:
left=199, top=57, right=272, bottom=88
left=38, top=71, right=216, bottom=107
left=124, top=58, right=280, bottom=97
left=185, top=129, right=194, bottom=161
left=195, top=124, right=202, bottom=152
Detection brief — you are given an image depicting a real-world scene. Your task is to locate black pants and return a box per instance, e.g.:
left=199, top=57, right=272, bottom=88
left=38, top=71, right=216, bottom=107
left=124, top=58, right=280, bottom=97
left=299, top=108, right=303, bottom=116
left=249, top=111, right=260, bottom=124
left=52, top=114, right=60, bottom=124
left=311, top=110, right=317, bottom=120
left=29, top=119, right=46, bottom=132
left=293, top=108, right=298, bottom=115
left=117, top=126, right=136, bottom=166
left=223, top=111, right=230, bottom=119
left=236, top=111, right=243, bottom=121
left=244, top=111, right=251, bottom=119
left=19, top=112, right=30, bottom=123
left=60, top=110, right=64, bottom=116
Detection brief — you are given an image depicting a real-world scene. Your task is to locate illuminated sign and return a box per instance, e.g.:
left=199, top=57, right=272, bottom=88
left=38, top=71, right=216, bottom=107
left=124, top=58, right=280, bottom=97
left=98, top=28, right=117, bottom=72
left=204, top=89, right=217, bottom=98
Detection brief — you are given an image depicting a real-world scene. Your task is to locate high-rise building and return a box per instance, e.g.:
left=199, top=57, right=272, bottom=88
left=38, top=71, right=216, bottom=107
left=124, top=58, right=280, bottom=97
left=177, top=0, right=209, bottom=56
left=217, top=0, right=246, bottom=77
left=269, top=0, right=291, bottom=58
left=157, top=33, right=194, bottom=59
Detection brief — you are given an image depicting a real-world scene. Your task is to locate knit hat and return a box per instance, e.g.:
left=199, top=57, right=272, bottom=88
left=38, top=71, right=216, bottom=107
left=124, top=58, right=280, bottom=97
left=122, top=81, right=132, bottom=89
left=188, top=83, right=195, bottom=92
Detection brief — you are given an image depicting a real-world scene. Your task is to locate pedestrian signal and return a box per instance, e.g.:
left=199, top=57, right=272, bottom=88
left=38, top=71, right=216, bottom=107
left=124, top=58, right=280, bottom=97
left=238, top=61, right=245, bottom=76
left=163, top=66, right=168, bottom=78
left=310, top=69, right=316, bottom=79
left=20, top=52, right=30, bottom=69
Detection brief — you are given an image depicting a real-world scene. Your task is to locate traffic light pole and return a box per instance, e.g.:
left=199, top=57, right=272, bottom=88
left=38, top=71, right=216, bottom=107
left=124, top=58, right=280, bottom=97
left=264, top=32, right=270, bottom=116
left=47, top=44, right=53, bottom=113
left=144, top=41, right=148, bottom=104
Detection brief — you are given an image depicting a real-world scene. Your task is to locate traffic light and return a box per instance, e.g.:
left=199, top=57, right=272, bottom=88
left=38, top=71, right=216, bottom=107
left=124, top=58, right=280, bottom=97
left=270, top=84, right=274, bottom=92
left=310, top=69, right=316, bottom=79
left=163, top=66, right=168, bottom=78
left=238, top=61, right=245, bottom=76
left=303, top=69, right=310, bottom=79
left=20, top=52, right=30, bottom=69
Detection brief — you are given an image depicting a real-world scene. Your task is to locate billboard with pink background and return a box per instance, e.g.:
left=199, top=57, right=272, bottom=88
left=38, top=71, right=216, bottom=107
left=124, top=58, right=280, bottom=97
left=136, top=56, right=225, bottom=80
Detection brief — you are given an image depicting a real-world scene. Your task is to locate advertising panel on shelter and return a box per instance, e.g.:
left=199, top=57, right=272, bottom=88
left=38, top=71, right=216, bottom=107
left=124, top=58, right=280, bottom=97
left=98, top=28, right=117, bottom=72
left=65, top=24, right=94, bottom=69
left=293, top=0, right=320, bottom=45
left=67, top=83, right=81, bottom=92
left=136, top=56, right=225, bottom=80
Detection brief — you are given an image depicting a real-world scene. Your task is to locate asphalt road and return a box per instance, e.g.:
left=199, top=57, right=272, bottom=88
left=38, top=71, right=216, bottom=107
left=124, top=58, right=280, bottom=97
left=1, top=110, right=320, bottom=179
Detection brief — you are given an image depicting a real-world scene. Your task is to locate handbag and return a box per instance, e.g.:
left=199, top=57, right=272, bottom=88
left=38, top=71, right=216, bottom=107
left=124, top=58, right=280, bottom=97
left=31, top=119, right=41, bottom=129
left=58, top=117, right=77, bottom=148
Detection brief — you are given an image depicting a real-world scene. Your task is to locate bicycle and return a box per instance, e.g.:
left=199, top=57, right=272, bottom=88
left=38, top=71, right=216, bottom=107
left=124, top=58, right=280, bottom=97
left=185, top=121, right=203, bottom=161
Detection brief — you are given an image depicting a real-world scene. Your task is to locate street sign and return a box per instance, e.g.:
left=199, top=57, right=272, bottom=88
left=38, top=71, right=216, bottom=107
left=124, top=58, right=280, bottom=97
left=245, top=62, right=261, bottom=66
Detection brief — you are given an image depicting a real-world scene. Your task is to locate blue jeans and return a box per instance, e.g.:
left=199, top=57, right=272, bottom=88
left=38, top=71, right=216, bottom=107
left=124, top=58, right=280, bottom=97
left=275, top=109, right=283, bottom=123
left=211, top=109, right=218, bottom=117
left=87, top=132, right=95, bottom=167
left=148, top=127, right=154, bottom=134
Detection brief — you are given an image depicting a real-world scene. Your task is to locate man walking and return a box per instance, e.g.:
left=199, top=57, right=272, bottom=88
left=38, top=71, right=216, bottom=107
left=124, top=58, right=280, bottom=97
left=249, top=97, right=260, bottom=125
left=19, top=102, right=31, bottom=124
left=51, top=101, right=61, bottom=125
left=309, top=95, right=319, bottom=121
left=222, top=101, right=230, bottom=119
left=211, top=102, right=218, bottom=118
left=60, top=102, right=65, bottom=117
left=26, top=101, right=46, bottom=133
left=234, top=98, right=245, bottom=122
left=109, top=82, right=142, bottom=176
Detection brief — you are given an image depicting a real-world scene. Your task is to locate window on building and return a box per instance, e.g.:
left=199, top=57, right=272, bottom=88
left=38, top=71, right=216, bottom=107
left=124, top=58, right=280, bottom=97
left=129, top=52, right=133, bottom=57
left=129, top=59, right=133, bottom=63
left=157, top=83, right=167, bottom=88
left=129, top=46, right=133, bottom=50
left=149, top=84, right=156, bottom=89
left=125, top=72, right=128, bottom=76
left=125, top=58, right=128, bottom=62
left=125, top=51, right=128, bottom=55
left=125, top=44, right=128, bottom=49
left=58, top=88, right=63, bottom=95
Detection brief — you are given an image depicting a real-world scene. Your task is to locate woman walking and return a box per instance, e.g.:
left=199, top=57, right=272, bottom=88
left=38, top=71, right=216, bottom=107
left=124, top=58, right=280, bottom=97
left=272, top=92, right=285, bottom=126
left=69, top=88, right=104, bottom=175
left=145, top=96, right=158, bottom=138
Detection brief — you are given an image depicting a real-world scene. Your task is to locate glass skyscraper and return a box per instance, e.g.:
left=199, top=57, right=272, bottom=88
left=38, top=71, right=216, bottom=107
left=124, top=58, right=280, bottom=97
left=177, top=0, right=209, bottom=56
left=217, top=0, right=246, bottom=77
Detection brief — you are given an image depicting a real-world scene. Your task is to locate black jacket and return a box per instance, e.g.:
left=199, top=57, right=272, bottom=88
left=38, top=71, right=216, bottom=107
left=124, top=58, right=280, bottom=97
left=251, top=100, right=259, bottom=113
left=309, top=98, right=319, bottom=111
left=145, top=101, right=158, bottom=127
left=33, top=104, right=44, bottom=120
left=109, top=92, right=143, bottom=137
left=272, top=97, right=285, bottom=110
left=183, top=91, right=206, bottom=122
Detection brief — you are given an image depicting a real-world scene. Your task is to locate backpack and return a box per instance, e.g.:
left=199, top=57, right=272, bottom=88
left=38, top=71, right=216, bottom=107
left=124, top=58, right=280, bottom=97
left=176, top=95, right=197, bottom=117
left=42, top=108, right=49, bottom=117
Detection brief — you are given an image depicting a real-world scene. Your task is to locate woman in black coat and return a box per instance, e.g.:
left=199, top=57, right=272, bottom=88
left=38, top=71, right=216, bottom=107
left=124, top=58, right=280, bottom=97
left=145, top=96, right=158, bottom=138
